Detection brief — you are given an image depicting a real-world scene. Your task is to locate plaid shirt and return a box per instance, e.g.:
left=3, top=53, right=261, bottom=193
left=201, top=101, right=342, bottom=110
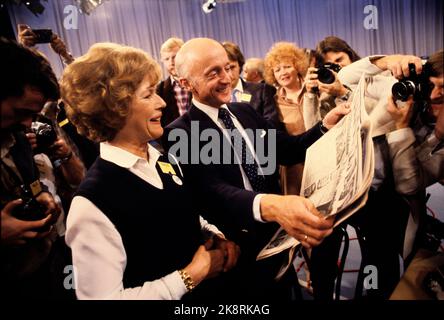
left=172, top=79, right=190, bottom=116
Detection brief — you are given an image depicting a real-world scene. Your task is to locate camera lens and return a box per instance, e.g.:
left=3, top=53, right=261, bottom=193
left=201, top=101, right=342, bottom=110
left=392, top=80, right=416, bottom=101
left=317, top=67, right=335, bottom=84
left=32, top=121, right=57, bottom=153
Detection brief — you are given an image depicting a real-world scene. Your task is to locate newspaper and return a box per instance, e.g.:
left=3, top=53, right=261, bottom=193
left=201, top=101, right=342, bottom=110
left=257, top=76, right=375, bottom=278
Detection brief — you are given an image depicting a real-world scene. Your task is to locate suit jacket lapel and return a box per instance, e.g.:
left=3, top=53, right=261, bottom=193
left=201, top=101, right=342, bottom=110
left=188, top=104, right=220, bottom=131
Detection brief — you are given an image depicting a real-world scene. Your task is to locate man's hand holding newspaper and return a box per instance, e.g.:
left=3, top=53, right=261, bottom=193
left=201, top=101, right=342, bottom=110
left=260, top=194, right=334, bottom=248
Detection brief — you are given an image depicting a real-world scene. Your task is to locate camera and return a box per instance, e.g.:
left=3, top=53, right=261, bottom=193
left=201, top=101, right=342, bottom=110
left=391, top=62, right=432, bottom=102
left=31, top=118, right=58, bottom=155
left=316, top=63, right=341, bottom=84
left=417, top=214, right=444, bottom=252
left=32, top=28, right=53, bottom=44
left=12, top=185, right=47, bottom=222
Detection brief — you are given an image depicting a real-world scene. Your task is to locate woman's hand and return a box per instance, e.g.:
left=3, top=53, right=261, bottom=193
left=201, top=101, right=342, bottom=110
left=182, top=238, right=227, bottom=287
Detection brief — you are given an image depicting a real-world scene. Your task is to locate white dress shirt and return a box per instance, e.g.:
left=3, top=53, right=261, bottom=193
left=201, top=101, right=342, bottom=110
left=65, top=142, right=223, bottom=300
left=231, top=79, right=244, bottom=102
left=192, top=99, right=266, bottom=222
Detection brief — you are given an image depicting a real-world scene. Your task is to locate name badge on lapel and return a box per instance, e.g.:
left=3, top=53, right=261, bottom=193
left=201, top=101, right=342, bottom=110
left=240, top=93, right=252, bottom=103
left=157, top=161, right=176, bottom=175
left=158, top=161, right=183, bottom=185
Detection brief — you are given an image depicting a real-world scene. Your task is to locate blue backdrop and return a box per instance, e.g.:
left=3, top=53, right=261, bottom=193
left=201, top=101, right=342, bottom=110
left=8, top=0, right=443, bottom=78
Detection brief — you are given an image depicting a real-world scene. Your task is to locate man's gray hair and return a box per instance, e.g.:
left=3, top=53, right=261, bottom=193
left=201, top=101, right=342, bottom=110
left=245, top=58, right=265, bottom=77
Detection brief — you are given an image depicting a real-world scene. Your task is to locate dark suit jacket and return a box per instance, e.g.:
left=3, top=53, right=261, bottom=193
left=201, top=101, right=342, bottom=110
left=9, top=131, right=41, bottom=186
left=240, top=79, right=280, bottom=128
left=156, top=77, right=192, bottom=128
left=163, top=102, right=323, bottom=255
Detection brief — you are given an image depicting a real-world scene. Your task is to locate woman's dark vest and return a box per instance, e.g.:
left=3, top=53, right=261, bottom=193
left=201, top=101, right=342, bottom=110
left=76, top=154, right=202, bottom=288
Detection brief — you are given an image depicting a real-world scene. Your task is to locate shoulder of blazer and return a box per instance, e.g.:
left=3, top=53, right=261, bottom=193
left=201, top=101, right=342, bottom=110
left=241, top=79, right=259, bottom=95
left=243, top=80, right=276, bottom=96
left=157, top=78, right=173, bottom=94
left=263, top=82, right=277, bottom=94
left=166, top=109, right=192, bottom=131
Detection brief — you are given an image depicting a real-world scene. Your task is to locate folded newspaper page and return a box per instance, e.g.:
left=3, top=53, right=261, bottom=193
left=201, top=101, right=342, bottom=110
left=257, top=76, right=375, bottom=278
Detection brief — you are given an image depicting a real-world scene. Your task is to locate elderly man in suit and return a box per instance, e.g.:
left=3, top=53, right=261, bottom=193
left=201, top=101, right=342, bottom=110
left=163, top=38, right=350, bottom=299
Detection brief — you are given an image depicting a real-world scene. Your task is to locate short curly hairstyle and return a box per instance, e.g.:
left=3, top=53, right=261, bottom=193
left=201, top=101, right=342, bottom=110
left=264, top=42, right=308, bottom=86
left=60, top=43, right=161, bottom=142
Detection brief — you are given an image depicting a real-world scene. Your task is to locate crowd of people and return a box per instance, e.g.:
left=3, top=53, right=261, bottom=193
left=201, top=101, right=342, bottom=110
left=1, top=24, right=442, bottom=300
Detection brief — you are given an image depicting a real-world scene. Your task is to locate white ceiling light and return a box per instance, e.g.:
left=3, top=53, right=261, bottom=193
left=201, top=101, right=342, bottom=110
left=76, top=0, right=107, bottom=15
left=202, top=0, right=216, bottom=14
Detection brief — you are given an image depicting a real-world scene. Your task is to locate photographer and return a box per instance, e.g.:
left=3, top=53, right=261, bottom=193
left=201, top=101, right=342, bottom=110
left=355, top=50, right=443, bottom=193
left=0, top=37, right=69, bottom=299
left=333, top=50, right=442, bottom=299
left=299, top=38, right=359, bottom=299
left=302, top=36, right=359, bottom=130
left=17, top=24, right=99, bottom=169
left=382, top=52, right=443, bottom=299
left=17, top=24, right=86, bottom=211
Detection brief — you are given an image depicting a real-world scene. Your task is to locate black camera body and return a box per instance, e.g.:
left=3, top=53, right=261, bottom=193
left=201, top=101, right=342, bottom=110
left=418, top=214, right=444, bottom=252
left=12, top=185, right=47, bottom=222
left=391, top=62, right=432, bottom=102
left=31, top=120, right=57, bottom=155
left=32, top=28, right=53, bottom=44
left=316, top=63, right=341, bottom=84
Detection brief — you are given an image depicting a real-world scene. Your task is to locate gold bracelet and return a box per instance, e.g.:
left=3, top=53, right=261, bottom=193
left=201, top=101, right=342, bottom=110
left=178, top=269, right=195, bottom=292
